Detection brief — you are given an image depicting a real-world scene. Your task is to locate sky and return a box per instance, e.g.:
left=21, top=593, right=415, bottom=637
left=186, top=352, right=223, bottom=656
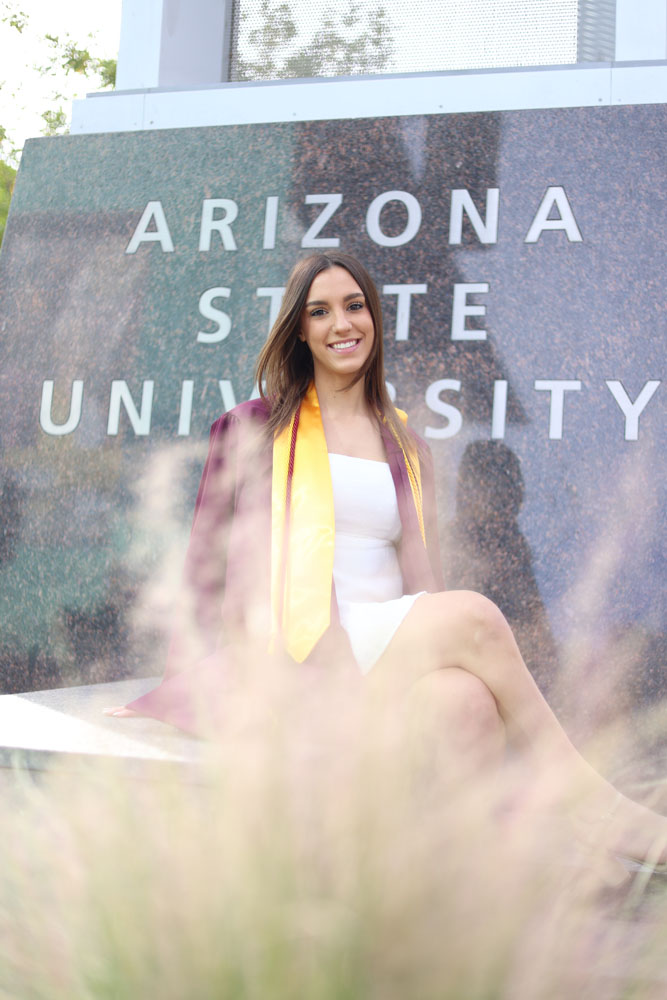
left=0, top=0, right=122, bottom=159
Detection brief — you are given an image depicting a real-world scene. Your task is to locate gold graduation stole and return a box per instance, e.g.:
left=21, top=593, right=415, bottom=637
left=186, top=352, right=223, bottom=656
left=271, top=383, right=425, bottom=662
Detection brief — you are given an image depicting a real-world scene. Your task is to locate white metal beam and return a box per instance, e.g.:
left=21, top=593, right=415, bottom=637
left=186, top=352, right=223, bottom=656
left=115, top=0, right=233, bottom=91
left=115, top=0, right=164, bottom=90
left=615, top=0, right=667, bottom=60
left=158, top=0, right=233, bottom=87
left=71, top=63, right=667, bottom=136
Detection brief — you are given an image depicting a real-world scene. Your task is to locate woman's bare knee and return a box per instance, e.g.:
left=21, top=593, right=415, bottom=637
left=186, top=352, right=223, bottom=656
left=371, top=589, right=521, bottom=697
left=450, top=591, right=510, bottom=648
left=405, top=667, right=505, bottom=748
left=403, top=667, right=506, bottom=777
left=413, top=590, right=514, bottom=666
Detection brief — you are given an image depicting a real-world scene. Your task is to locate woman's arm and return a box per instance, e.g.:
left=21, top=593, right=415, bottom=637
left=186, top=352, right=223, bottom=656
left=107, top=412, right=244, bottom=730
left=162, top=411, right=241, bottom=680
left=418, top=439, right=446, bottom=591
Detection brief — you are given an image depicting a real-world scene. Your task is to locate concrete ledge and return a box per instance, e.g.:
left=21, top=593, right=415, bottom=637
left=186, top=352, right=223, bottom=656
left=0, top=678, right=204, bottom=777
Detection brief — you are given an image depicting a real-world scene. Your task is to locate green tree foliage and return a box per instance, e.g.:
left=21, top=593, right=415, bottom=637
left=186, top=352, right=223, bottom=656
left=3, top=2, right=25, bottom=33
left=0, top=2, right=116, bottom=245
left=234, top=0, right=395, bottom=81
left=32, top=34, right=117, bottom=137
left=41, top=33, right=117, bottom=89
left=40, top=108, right=69, bottom=137
left=0, top=156, right=16, bottom=246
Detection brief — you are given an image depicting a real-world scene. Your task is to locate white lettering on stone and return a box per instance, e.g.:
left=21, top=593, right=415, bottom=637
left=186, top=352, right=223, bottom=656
left=177, top=380, right=194, bottom=436
left=263, top=196, right=279, bottom=250
left=449, top=188, right=499, bottom=245
left=534, top=379, right=582, bottom=439
left=451, top=283, right=489, bottom=341
left=40, top=379, right=84, bottom=436
left=524, top=186, right=583, bottom=243
left=491, top=380, right=508, bottom=439
left=425, top=379, right=462, bottom=439
left=382, top=284, right=427, bottom=341
left=198, top=199, right=238, bottom=252
left=197, top=287, right=232, bottom=343
left=606, top=379, right=660, bottom=440
left=107, top=380, right=154, bottom=436
left=301, top=194, right=342, bottom=248
left=366, top=190, right=422, bottom=247
left=125, top=201, right=174, bottom=254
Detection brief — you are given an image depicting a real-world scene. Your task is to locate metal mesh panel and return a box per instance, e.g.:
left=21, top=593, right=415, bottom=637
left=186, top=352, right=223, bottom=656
left=229, top=0, right=592, bottom=82
left=578, top=0, right=616, bottom=62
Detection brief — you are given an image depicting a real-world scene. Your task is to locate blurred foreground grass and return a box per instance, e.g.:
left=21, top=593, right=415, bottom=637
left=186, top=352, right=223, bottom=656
left=2, top=686, right=667, bottom=1000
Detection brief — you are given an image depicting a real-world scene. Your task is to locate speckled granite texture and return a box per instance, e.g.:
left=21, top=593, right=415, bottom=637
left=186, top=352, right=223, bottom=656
left=0, top=106, right=664, bottom=710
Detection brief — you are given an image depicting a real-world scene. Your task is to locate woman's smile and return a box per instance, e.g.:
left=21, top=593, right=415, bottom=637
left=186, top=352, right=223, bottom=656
left=328, top=338, right=361, bottom=353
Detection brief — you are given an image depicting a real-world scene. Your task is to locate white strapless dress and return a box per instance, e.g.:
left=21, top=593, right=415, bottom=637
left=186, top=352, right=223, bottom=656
left=329, top=453, right=424, bottom=673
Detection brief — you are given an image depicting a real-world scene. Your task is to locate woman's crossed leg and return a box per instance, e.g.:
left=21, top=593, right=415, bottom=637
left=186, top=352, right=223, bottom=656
left=369, top=589, right=667, bottom=869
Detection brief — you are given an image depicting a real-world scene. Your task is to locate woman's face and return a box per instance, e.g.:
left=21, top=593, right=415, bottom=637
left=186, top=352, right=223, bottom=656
left=298, top=266, right=375, bottom=389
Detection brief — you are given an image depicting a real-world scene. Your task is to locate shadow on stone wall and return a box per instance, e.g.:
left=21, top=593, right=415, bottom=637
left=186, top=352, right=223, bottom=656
left=442, top=440, right=560, bottom=696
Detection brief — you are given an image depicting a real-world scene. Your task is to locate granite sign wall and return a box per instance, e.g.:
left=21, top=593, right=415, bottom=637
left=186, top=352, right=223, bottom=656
left=0, top=106, right=664, bottom=706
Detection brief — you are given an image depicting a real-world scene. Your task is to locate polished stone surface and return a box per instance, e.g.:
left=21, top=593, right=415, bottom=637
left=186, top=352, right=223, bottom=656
left=0, top=106, right=664, bottom=702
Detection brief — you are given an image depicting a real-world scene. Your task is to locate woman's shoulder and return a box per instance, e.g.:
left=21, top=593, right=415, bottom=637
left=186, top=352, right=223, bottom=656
left=210, top=397, right=271, bottom=434
left=390, top=405, right=431, bottom=456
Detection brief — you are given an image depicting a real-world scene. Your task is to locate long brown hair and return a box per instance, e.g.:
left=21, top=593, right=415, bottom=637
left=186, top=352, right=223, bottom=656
left=255, top=252, right=411, bottom=452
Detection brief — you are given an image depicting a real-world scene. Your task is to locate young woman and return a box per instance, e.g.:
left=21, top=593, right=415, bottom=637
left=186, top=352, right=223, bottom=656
left=106, top=251, right=667, bottom=873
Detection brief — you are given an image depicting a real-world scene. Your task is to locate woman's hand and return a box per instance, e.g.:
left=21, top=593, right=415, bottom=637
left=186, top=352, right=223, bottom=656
left=102, top=706, right=143, bottom=718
